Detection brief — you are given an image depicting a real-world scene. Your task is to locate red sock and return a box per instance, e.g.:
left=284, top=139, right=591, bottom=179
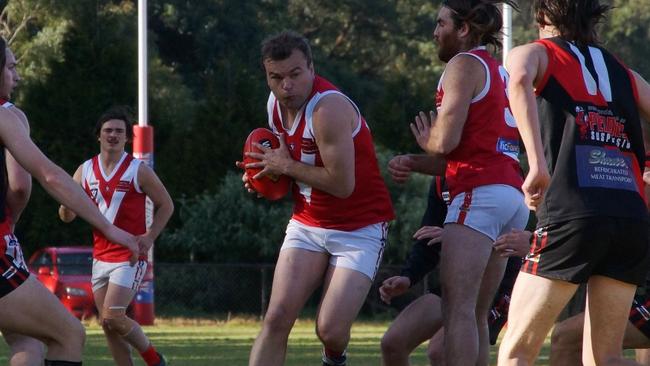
left=140, top=345, right=161, bottom=366
left=324, top=348, right=345, bottom=359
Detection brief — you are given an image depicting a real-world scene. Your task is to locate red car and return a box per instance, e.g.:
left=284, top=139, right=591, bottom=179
left=27, top=246, right=96, bottom=320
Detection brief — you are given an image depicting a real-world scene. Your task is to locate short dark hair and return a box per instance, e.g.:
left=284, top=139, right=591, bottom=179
left=260, top=30, right=313, bottom=66
left=442, top=0, right=519, bottom=50
left=94, top=106, right=133, bottom=139
left=533, top=0, right=610, bottom=46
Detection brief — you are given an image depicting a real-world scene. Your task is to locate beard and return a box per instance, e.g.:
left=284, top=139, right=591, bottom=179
left=437, top=42, right=462, bottom=63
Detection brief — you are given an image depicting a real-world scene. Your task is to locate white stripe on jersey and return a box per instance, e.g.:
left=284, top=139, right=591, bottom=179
left=82, top=153, right=141, bottom=224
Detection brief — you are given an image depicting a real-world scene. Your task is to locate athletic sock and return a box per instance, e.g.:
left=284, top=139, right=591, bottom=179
left=322, top=348, right=347, bottom=366
left=140, top=345, right=162, bottom=366
left=44, top=361, right=82, bottom=366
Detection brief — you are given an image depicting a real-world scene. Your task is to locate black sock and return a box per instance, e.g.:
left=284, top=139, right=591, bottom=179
left=44, top=360, right=82, bottom=366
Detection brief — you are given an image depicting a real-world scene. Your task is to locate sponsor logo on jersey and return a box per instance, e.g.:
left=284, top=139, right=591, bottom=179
left=301, top=138, right=318, bottom=154
left=116, top=180, right=131, bottom=192
left=575, top=105, right=631, bottom=149
left=496, top=138, right=519, bottom=155
left=90, top=188, right=98, bottom=201
left=576, top=145, right=638, bottom=192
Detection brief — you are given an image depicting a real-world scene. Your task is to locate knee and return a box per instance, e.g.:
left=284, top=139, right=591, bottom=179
left=62, top=318, right=86, bottom=347
left=427, top=345, right=444, bottom=365
left=316, top=321, right=348, bottom=349
left=380, top=332, right=406, bottom=357
left=5, top=336, right=46, bottom=363
left=102, top=308, right=135, bottom=336
left=498, top=336, right=537, bottom=364
left=550, top=322, right=578, bottom=354
left=261, top=307, right=295, bottom=335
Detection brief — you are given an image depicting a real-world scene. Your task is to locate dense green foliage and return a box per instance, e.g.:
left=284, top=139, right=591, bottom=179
left=1, top=0, right=648, bottom=262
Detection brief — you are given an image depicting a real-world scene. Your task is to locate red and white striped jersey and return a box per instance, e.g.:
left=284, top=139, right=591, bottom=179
left=81, top=153, right=146, bottom=262
left=436, top=46, right=523, bottom=199
left=267, top=75, right=394, bottom=231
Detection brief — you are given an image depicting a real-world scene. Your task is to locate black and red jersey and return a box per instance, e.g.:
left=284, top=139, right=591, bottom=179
left=535, top=37, right=647, bottom=226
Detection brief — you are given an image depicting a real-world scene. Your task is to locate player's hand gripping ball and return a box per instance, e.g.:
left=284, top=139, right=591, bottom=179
left=243, top=128, right=292, bottom=200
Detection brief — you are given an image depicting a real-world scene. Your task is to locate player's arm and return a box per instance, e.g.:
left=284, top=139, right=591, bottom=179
left=136, top=163, right=174, bottom=254
left=506, top=43, right=551, bottom=210
left=411, top=55, right=482, bottom=155
left=631, top=70, right=650, bottom=191
left=247, top=94, right=356, bottom=198
left=631, top=70, right=650, bottom=126
left=58, top=165, right=83, bottom=223
left=5, top=107, right=31, bottom=226
left=0, top=108, right=137, bottom=253
left=288, top=94, right=355, bottom=197
left=388, top=154, right=446, bottom=183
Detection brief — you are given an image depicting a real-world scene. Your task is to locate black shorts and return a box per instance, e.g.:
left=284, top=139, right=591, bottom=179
left=629, top=295, right=650, bottom=340
left=0, top=237, right=30, bottom=298
left=521, top=217, right=650, bottom=285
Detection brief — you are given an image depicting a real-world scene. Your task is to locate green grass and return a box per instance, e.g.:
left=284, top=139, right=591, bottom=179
left=0, top=318, right=638, bottom=365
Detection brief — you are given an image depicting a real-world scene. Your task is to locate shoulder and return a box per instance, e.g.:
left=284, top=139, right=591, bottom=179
left=445, top=53, right=485, bottom=77
left=0, top=107, right=24, bottom=132
left=136, top=161, right=157, bottom=182
left=506, top=42, right=549, bottom=83
left=311, top=92, right=356, bottom=122
left=7, top=106, right=28, bottom=129
left=509, top=42, right=548, bottom=63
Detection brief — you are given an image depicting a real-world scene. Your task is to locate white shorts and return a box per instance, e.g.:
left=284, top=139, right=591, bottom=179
left=445, top=184, right=528, bottom=241
left=91, top=259, right=147, bottom=293
left=281, top=219, right=388, bottom=280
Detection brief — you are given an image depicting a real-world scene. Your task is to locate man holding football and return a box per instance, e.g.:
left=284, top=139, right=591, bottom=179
left=237, top=30, right=394, bottom=366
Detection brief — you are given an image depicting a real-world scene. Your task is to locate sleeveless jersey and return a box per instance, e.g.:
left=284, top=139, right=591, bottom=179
left=0, top=99, right=12, bottom=225
left=534, top=37, right=647, bottom=226
left=436, top=47, right=523, bottom=199
left=267, top=75, right=394, bottom=231
left=81, top=152, right=147, bottom=262
left=0, top=99, right=25, bottom=272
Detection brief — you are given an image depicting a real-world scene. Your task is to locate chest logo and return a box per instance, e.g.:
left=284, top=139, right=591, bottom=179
left=301, top=138, right=318, bottom=154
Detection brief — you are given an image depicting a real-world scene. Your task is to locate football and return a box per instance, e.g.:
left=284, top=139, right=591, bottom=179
left=242, top=128, right=292, bottom=200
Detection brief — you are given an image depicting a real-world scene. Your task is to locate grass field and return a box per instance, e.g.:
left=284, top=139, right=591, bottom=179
left=0, top=318, right=637, bottom=365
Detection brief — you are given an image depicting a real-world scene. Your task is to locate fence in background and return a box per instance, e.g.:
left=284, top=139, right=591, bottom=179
left=154, top=262, right=586, bottom=320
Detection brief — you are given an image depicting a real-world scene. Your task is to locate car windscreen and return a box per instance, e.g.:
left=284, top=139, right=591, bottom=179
left=57, top=252, right=92, bottom=276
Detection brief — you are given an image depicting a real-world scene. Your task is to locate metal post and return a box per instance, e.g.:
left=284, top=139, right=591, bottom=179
left=138, top=0, right=148, bottom=129
left=502, top=3, right=513, bottom=65
left=133, top=0, right=156, bottom=326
